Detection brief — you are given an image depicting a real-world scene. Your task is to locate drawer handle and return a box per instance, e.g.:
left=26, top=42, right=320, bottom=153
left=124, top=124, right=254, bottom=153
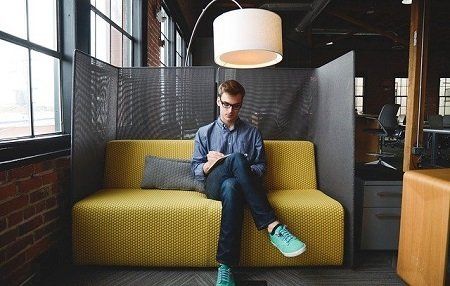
left=376, top=191, right=402, bottom=198
left=375, top=213, right=401, bottom=219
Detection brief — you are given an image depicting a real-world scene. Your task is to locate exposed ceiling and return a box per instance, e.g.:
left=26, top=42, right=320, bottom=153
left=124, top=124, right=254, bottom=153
left=172, top=0, right=450, bottom=55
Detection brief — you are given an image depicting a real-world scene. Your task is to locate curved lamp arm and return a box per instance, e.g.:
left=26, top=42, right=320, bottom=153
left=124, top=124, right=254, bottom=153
left=184, top=0, right=243, bottom=67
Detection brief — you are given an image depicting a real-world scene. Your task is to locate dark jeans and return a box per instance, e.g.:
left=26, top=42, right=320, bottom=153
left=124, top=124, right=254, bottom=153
left=205, top=153, right=276, bottom=266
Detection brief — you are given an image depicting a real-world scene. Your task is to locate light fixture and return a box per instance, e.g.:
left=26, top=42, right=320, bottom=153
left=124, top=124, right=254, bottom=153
left=326, top=41, right=334, bottom=46
left=401, top=0, right=412, bottom=4
left=185, top=0, right=283, bottom=69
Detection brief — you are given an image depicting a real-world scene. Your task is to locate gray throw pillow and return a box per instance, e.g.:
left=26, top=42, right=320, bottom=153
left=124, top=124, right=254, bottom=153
left=141, top=156, right=205, bottom=193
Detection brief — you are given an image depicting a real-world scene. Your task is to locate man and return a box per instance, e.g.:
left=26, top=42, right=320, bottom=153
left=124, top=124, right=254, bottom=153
left=191, top=80, right=306, bottom=286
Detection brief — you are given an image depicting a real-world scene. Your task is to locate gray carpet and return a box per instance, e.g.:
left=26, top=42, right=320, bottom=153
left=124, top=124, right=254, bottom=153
left=42, top=252, right=405, bottom=286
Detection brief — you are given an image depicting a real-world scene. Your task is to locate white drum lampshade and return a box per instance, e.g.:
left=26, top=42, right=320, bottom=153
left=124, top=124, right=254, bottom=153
left=213, top=8, right=283, bottom=68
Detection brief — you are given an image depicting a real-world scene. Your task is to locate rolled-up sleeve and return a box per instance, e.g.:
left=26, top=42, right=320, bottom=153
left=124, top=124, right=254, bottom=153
left=250, top=130, right=266, bottom=177
left=191, top=131, right=207, bottom=181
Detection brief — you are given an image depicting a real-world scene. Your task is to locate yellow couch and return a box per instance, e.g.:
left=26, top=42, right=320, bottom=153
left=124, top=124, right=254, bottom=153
left=72, top=140, right=344, bottom=267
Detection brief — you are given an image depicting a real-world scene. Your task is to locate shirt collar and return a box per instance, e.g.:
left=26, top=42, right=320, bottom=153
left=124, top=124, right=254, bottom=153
left=216, top=117, right=241, bottom=131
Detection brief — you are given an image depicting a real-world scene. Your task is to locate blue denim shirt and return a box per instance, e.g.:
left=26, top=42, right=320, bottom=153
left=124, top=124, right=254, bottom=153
left=191, top=117, right=266, bottom=181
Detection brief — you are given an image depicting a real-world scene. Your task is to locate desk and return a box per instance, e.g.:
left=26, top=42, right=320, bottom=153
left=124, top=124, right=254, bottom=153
left=397, top=169, right=450, bottom=286
left=355, top=115, right=379, bottom=163
left=423, top=128, right=450, bottom=166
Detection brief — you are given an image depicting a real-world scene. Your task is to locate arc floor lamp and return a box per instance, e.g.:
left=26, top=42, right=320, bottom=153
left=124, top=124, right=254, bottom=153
left=184, top=0, right=283, bottom=69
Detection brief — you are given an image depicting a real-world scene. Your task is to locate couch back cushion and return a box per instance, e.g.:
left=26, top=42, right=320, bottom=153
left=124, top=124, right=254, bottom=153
left=104, top=140, right=317, bottom=190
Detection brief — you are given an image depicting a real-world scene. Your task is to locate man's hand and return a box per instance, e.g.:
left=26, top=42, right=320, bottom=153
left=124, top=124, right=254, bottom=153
left=203, top=151, right=225, bottom=174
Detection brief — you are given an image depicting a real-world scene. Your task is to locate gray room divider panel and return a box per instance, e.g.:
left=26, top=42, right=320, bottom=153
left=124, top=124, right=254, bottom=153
left=310, top=51, right=356, bottom=266
left=218, top=68, right=316, bottom=139
left=116, top=67, right=216, bottom=139
left=72, top=51, right=118, bottom=202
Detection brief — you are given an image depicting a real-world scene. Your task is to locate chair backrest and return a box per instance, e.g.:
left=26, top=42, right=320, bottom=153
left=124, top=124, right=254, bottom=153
left=428, top=115, right=443, bottom=129
left=378, top=104, right=400, bottom=133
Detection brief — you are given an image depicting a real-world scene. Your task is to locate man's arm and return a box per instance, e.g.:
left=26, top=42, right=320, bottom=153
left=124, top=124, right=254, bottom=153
left=250, top=130, right=266, bottom=177
left=192, top=131, right=207, bottom=181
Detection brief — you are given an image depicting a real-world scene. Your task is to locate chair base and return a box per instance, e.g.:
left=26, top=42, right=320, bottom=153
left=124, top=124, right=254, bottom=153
left=365, top=159, right=397, bottom=170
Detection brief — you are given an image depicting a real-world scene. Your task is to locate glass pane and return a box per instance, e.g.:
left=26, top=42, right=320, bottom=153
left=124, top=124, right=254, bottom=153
left=446, top=106, right=450, bottom=116
left=28, top=0, right=57, bottom=50
left=0, top=40, right=31, bottom=139
left=123, top=36, right=132, bottom=67
left=95, top=0, right=110, bottom=18
left=111, top=27, right=122, bottom=66
left=0, top=0, right=27, bottom=39
left=111, top=0, right=122, bottom=27
left=91, top=0, right=95, bottom=5
left=96, top=15, right=110, bottom=63
left=160, top=33, right=165, bottom=66
left=123, top=0, right=132, bottom=34
left=90, top=11, right=96, bottom=56
left=30, top=51, right=61, bottom=135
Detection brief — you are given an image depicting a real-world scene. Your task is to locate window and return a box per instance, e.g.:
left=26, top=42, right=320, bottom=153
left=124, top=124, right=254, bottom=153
left=395, top=78, right=408, bottom=115
left=439, top=78, right=450, bottom=115
left=159, top=7, right=171, bottom=67
left=175, top=30, right=184, bottom=67
left=354, top=77, right=364, bottom=114
left=90, top=0, right=133, bottom=67
left=0, top=0, right=62, bottom=141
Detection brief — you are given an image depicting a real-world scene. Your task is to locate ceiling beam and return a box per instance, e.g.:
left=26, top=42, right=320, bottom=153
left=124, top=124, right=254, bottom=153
left=295, top=0, right=331, bottom=32
left=259, top=3, right=312, bottom=11
left=327, top=9, right=408, bottom=46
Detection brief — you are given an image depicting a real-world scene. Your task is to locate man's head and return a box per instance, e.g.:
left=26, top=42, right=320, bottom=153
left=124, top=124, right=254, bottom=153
left=217, top=80, right=245, bottom=127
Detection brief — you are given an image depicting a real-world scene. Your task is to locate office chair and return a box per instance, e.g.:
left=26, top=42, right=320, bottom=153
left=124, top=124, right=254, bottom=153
left=365, top=103, right=401, bottom=169
left=428, top=114, right=443, bottom=129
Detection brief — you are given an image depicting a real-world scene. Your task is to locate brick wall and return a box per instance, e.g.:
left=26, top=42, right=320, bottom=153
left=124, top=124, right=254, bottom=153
left=0, top=157, right=70, bottom=286
left=147, top=0, right=161, bottom=66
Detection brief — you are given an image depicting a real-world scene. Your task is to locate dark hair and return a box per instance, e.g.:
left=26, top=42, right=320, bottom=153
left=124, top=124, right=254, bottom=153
left=218, top=80, right=245, bottom=98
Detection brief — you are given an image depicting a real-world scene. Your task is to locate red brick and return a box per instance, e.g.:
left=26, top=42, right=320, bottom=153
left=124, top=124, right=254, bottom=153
left=34, top=220, right=58, bottom=241
left=5, top=234, right=33, bottom=260
left=0, top=252, right=26, bottom=278
left=34, top=201, right=46, bottom=213
left=18, top=216, right=43, bottom=236
left=0, top=184, right=17, bottom=201
left=23, top=206, right=35, bottom=219
left=7, top=211, right=23, bottom=227
left=9, top=165, right=34, bottom=180
left=0, top=229, right=17, bottom=248
left=0, top=196, right=28, bottom=216
left=0, top=170, right=7, bottom=184
left=43, top=208, right=58, bottom=222
left=29, top=187, right=50, bottom=203
left=33, top=160, right=54, bottom=174
left=45, top=197, right=57, bottom=209
left=25, top=236, right=51, bottom=261
left=55, top=157, right=70, bottom=169
left=18, top=176, right=42, bottom=194
left=0, top=217, right=7, bottom=232
left=2, top=260, right=33, bottom=286
left=41, top=172, right=58, bottom=186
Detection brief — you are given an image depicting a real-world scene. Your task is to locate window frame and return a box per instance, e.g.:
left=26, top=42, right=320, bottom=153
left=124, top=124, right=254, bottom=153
left=354, top=77, right=364, bottom=114
left=0, top=0, right=144, bottom=169
left=438, top=77, right=450, bottom=116
left=394, top=77, right=409, bottom=116
left=0, top=0, right=71, bottom=169
left=90, top=0, right=134, bottom=67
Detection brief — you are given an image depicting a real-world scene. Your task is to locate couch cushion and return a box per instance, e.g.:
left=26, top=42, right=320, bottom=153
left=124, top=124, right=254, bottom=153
left=141, top=156, right=205, bottom=192
left=73, top=188, right=343, bottom=267
left=105, top=140, right=317, bottom=190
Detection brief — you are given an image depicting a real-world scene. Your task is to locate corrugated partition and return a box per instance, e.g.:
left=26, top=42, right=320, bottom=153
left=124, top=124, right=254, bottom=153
left=71, top=51, right=118, bottom=203
left=117, top=67, right=216, bottom=139
left=218, top=68, right=315, bottom=139
left=71, top=50, right=355, bottom=264
left=309, top=51, right=356, bottom=266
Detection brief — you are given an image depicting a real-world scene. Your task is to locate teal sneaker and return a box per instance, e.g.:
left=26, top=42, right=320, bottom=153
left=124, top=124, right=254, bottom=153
left=216, top=264, right=236, bottom=286
left=269, top=225, right=306, bottom=257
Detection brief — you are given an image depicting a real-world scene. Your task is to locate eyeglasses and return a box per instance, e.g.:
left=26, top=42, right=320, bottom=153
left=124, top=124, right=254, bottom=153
left=220, top=99, right=242, bottom=110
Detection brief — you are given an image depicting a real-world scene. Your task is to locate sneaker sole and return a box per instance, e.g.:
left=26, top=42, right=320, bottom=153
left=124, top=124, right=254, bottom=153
left=271, top=242, right=307, bottom=257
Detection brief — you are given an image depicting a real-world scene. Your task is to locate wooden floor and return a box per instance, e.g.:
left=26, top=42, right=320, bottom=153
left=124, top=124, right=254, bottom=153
left=41, top=252, right=405, bottom=286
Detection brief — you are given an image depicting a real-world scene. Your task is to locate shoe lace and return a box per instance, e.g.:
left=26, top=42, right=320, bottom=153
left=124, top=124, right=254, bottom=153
left=278, top=226, right=294, bottom=243
left=218, top=266, right=231, bottom=283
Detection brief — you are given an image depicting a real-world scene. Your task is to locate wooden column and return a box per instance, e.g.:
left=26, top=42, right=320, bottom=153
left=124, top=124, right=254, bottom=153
left=403, top=0, right=429, bottom=171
